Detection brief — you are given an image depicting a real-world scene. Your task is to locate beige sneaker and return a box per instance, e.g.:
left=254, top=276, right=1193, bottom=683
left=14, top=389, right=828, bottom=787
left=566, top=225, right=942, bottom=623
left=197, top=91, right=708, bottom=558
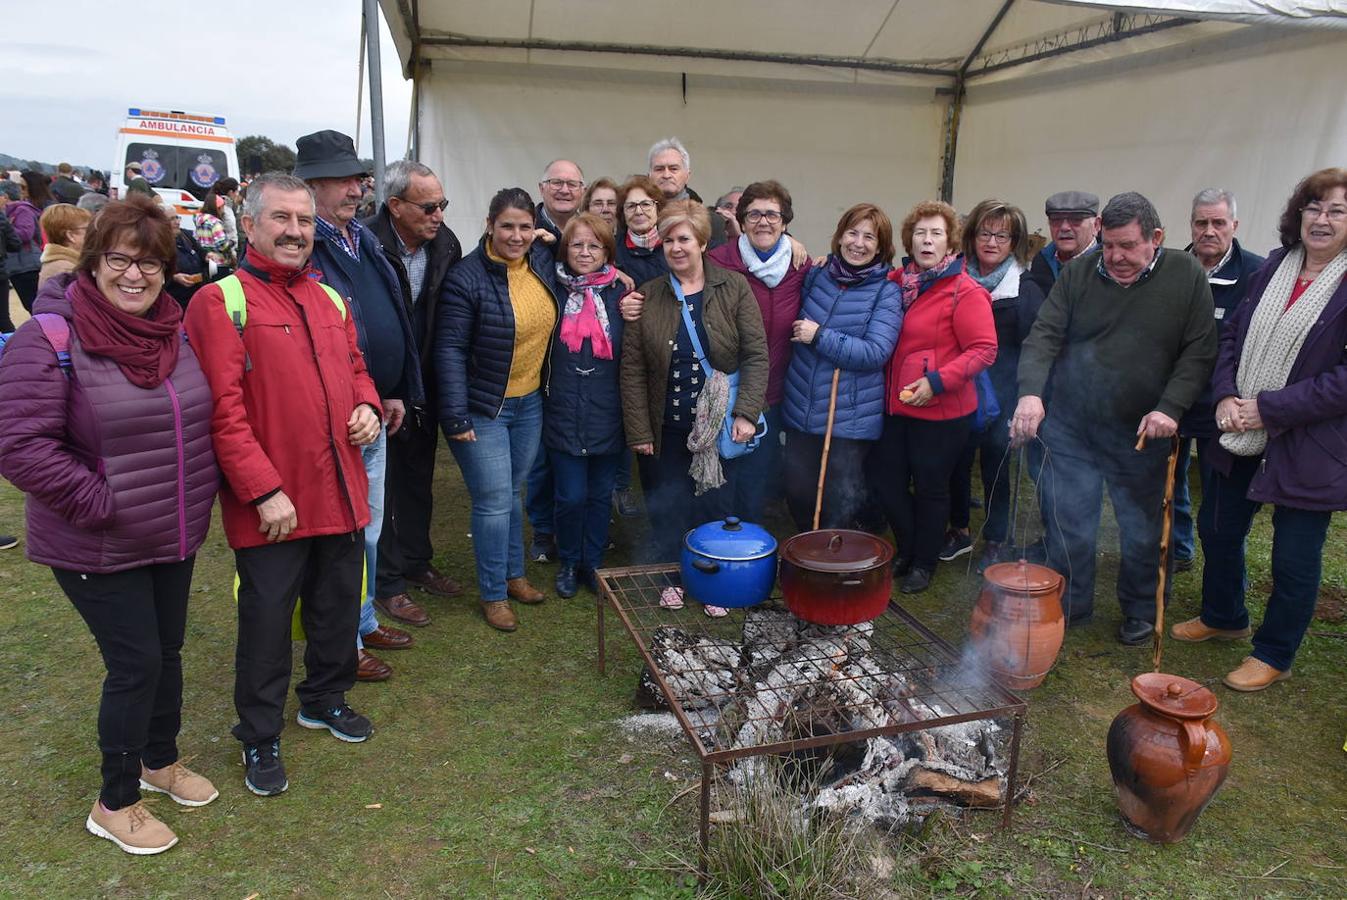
left=140, top=761, right=219, bottom=807
left=1170, top=616, right=1252, bottom=642
left=86, top=800, right=178, bottom=855
left=1223, top=656, right=1292, bottom=692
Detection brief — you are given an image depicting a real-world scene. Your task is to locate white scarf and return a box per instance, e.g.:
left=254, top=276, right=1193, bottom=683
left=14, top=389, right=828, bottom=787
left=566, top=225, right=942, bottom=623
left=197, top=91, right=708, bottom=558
left=738, top=234, right=791, bottom=288
left=1220, top=246, right=1347, bottom=456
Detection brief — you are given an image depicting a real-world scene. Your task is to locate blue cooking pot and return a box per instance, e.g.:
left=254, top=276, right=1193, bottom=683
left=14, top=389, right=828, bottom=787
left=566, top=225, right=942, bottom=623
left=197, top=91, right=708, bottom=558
left=680, top=516, right=778, bottom=609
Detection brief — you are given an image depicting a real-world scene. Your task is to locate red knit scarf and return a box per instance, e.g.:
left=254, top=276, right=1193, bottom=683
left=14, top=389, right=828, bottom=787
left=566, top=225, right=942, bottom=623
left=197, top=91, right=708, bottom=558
left=67, top=271, right=182, bottom=389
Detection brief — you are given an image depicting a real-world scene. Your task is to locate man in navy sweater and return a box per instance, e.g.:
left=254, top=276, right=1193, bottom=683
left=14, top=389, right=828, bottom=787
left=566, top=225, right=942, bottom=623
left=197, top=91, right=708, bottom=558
left=297, top=129, right=425, bottom=683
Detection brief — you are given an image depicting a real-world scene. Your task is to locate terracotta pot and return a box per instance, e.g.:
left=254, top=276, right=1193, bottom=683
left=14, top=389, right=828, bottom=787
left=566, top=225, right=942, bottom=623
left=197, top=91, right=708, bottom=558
left=1107, top=673, right=1232, bottom=844
left=780, top=530, right=893, bottom=625
left=968, top=561, right=1064, bottom=690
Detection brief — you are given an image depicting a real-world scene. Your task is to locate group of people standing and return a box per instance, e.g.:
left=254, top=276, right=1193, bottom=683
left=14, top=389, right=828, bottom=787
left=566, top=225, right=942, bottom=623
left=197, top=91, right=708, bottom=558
left=2, top=126, right=1345, bottom=856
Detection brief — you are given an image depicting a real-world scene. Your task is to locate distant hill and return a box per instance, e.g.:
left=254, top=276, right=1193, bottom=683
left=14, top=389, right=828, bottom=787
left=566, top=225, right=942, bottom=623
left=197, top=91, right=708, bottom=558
left=1, top=152, right=107, bottom=178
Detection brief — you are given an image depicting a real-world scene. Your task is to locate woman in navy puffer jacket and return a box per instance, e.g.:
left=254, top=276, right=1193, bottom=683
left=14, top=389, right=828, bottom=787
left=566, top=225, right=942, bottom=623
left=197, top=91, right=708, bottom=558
left=0, top=197, right=219, bottom=855
left=782, top=204, right=903, bottom=530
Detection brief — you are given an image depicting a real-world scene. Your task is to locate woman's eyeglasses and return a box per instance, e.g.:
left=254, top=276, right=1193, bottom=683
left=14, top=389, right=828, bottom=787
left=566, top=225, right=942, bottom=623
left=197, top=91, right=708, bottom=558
left=745, top=210, right=783, bottom=224
left=102, top=252, right=165, bottom=276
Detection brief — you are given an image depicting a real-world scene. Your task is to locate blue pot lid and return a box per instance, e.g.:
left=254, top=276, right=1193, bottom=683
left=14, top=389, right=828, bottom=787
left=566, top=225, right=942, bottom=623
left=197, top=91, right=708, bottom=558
left=683, top=517, right=778, bottom=561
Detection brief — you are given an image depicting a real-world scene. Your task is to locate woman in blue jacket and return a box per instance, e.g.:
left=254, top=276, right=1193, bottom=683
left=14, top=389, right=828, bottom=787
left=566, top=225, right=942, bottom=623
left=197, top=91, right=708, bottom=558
left=544, top=213, right=627, bottom=598
left=782, top=204, right=903, bottom=530
left=435, top=188, right=559, bottom=633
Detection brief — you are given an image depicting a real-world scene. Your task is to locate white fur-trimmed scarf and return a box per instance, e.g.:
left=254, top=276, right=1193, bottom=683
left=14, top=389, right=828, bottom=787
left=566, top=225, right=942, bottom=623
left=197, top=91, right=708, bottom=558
left=1220, top=246, right=1347, bottom=456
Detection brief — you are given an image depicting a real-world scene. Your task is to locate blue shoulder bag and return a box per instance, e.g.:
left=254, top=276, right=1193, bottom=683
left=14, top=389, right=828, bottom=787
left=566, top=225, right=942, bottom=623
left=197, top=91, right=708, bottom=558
left=671, top=275, right=767, bottom=459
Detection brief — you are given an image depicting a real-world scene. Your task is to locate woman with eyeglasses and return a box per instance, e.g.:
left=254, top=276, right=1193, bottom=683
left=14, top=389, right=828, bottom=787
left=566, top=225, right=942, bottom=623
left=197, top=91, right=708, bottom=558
left=436, top=187, right=559, bottom=633
left=875, top=200, right=996, bottom=594
left=0, top=195, right=220, bottom=854
left=581, top=178, right=620, bottom=231
left=542, top=213, right=628, bottom=598
left=1175, top=167, right=1347, bottom=692
left=707, top=180, right=811, bottom=521
left=942, top=200, right=1044, bottom=571
left=613, top=175, right=668, bottom=288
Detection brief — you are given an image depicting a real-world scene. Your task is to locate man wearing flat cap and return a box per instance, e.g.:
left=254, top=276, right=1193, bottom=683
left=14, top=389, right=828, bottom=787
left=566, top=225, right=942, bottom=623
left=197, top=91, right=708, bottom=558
left=296, top=129, right=426, bottom=683
left=124, top=161, right=154, bottom=197
left=1027, top=190, right=1101, bottom=298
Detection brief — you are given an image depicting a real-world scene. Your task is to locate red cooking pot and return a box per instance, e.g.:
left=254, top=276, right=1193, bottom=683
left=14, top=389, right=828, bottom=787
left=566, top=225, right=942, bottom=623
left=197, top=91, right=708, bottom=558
left=779, top=529, right=894, bottom=625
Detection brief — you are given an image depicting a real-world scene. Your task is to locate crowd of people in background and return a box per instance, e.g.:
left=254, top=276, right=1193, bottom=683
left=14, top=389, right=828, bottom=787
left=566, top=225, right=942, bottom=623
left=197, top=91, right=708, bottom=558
left=2, top=139, right=1346, bottom=856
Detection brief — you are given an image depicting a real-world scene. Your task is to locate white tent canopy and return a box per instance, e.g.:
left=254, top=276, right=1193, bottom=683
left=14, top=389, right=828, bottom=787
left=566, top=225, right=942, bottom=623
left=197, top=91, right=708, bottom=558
left=377, top=0, right=1347, bottom=252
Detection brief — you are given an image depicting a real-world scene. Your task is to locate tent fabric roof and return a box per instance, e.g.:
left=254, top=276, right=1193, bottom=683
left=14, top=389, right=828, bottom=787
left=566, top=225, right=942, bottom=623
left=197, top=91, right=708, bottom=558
left=380, top=0, right=1347, bottom=85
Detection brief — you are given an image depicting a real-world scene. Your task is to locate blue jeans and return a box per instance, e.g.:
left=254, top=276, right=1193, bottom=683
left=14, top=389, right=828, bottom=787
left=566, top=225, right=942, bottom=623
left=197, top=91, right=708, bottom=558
left=1171, top=437, right=1195, bottom=561
left=1037, top=415, right=1170, bottom=624
left=1197, top=454, right=1331, bottom=671
left=549, top=448, right=622, bottom=571
left=732, top=404, right=783, bottom=523
left=356, top=426, right=386, bottom=648
left=448, top=392, right=543, bottom=600
left=525, top=445, right=554, bottom=539
left=614, top=450, right=633, bottom=492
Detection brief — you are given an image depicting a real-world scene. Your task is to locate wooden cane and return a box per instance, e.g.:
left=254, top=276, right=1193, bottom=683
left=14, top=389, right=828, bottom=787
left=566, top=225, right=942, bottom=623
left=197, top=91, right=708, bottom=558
left=813, top=369, right=842, bottom=531
left=1152, top=436, right=1181, bottom=672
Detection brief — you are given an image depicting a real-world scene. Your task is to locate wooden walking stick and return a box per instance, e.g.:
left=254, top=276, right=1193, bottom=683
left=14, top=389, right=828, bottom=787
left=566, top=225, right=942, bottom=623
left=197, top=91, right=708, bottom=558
left=1151, top=436, right=1182, bottom=672
left=813, top=369, right=842, bottom=531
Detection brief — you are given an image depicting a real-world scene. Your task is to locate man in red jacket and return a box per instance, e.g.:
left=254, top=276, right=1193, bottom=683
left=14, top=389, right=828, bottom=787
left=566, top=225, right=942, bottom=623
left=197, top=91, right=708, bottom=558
left=183, top=172, right=383, bottom=797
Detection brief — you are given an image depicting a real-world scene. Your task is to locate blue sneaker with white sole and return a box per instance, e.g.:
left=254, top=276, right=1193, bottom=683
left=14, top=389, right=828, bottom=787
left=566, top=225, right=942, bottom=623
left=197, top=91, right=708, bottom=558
left=242, top=740, right=288, bottom=796
left=297, top=703, right=372, bottom=743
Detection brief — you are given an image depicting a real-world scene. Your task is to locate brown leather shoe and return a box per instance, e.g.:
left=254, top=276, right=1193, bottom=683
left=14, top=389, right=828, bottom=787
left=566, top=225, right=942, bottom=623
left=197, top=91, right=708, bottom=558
left=1171, top=616, right=1252, bottom=642
left=482, top=600, right=517, bottom=632
left=363, top=623, right=414, bottom=651
left=1223, top=656, right=1291, bottom=692
left=406, top=565, right=463, bottom=597
left=375, top=592, right=431, bottom=627
left=506, top=577, right=545, bottom=605
left=356, top=649, right=392, bottom=682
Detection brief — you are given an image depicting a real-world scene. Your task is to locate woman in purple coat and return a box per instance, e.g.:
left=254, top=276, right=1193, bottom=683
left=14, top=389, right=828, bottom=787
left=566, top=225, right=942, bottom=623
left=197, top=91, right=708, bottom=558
left=0, top=196, right=219, bottom=854
left=1173, top=168, right=1347, bottom=692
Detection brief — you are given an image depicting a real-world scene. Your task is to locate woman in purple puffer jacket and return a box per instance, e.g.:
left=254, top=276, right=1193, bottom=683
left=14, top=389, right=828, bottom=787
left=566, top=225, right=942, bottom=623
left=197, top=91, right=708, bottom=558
left=0, top=196, right=219, bottom=856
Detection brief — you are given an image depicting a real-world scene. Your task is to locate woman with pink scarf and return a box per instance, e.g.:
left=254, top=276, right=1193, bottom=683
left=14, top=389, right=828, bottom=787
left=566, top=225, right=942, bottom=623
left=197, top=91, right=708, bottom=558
left=544, top=212, right=628, bottom=598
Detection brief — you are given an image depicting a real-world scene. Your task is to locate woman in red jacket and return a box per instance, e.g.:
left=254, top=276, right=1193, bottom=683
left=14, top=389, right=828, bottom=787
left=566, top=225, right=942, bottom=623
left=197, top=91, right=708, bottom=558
left=876, top=200, right=997, bottom=593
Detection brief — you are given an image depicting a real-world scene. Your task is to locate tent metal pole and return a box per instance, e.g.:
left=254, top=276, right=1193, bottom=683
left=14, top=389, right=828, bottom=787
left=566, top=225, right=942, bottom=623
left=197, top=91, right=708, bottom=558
left=939, top=0, right=1013, bottom=202
left=364, top=0, right=388, bottom=205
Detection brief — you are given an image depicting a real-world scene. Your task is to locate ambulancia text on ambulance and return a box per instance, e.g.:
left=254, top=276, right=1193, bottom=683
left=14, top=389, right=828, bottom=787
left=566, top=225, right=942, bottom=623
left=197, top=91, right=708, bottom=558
left=111, top=107, right=238, bottom=222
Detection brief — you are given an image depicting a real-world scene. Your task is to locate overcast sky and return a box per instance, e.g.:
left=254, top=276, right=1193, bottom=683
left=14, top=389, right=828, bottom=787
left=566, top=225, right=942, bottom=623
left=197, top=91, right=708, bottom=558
left=3, top=0, right=413, bottom=171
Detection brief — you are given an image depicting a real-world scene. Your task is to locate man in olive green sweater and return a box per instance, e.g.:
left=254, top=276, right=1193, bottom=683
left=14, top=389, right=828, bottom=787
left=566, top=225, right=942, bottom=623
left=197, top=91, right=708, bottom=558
left=1010, top=192, right=1217, bottom=646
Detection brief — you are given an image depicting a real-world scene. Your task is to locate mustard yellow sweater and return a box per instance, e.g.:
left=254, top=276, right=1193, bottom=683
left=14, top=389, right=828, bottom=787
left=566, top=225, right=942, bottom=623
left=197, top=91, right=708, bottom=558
left=487, top=245, right=557, bottom=398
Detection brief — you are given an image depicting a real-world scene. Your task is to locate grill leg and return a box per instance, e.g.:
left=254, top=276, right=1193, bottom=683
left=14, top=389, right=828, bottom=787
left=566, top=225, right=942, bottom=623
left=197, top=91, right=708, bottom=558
left=596, top=582, right=607, bottom=675
left=1003, top=711, right=1024, bottom=828
left=699, top=761, right=712, bottom=884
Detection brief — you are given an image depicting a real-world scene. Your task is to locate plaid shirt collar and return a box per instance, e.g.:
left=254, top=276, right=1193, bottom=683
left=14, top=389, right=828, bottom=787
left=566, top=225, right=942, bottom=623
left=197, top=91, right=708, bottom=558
left=315, top=214, right=363, bottom=262
left=1097, top=245, right=1164, bottom=288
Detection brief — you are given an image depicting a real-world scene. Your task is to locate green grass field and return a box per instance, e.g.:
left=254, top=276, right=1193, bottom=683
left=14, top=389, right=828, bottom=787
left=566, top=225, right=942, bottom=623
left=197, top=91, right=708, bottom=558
left=2, top=287, right=1345, bottom=897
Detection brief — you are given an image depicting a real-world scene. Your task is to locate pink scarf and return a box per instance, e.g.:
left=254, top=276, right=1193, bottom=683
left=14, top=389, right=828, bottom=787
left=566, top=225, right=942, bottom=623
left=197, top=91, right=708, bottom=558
left=892, top=253, right=959, bottom=309
left=556, top=264, right=621, bottom=359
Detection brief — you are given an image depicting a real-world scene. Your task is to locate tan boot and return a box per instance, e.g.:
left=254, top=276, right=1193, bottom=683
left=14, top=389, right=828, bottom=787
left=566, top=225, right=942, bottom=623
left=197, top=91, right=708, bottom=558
left=1223, top=656, right=1291, bottom=692
left=506, top=577, right=546, bottom=605
left=86, top=800, right=178, bottom=855
left=140, top=761, right=219, bottom=807
left=482, top=600, right=518, bottom=632
left=1170, top=617, right=1252, bottom=642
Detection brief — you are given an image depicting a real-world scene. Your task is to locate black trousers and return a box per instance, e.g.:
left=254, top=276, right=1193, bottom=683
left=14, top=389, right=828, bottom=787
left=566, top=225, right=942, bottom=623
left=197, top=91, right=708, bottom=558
left=636, top=427, right=737, bottom=563
left=233, top=533, right=362, bottom=745
left=873, top=413, right=973, bottom=571
left=0, top=276, right=14, bottom=333
left=11, top=270, right=38, bottom=313
left=375, top=411, right=439, bottom=598
left=53, top=557, right=196, bottom=810
left=783, top=429, right=875, bottom=532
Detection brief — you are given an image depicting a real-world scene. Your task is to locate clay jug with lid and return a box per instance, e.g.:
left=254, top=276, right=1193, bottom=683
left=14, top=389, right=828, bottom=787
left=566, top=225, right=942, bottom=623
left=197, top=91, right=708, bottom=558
left=1106, top=673, right=1231, bottom=843
left=968, top=561, right=1065, bottom=690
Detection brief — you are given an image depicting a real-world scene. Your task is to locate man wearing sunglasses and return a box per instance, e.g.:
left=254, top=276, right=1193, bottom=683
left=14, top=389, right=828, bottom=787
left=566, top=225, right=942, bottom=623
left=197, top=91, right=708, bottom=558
left=364, top=160, right=466, bottom=630
left=297, top=129, right=426, bottom=683
left=1027, top=190, right=1101, bottom=297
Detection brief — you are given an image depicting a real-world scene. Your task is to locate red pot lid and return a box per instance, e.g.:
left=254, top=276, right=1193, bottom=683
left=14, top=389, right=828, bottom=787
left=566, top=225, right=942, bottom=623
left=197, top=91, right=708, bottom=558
left=983, top=561, right=1062, bottom=592
left=1131, top=672, right=1219, bottom=720
left=781, top=529, right=893, bottom=572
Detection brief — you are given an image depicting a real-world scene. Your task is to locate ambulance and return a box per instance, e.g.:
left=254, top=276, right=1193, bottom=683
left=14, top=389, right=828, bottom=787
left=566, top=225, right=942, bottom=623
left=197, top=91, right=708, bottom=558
left=111, top=106, right=239, bottom=222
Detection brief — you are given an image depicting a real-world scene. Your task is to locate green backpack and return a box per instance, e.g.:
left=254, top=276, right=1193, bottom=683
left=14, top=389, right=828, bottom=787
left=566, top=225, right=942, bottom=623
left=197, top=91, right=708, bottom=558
left=216, top=274, right=347, bottom=371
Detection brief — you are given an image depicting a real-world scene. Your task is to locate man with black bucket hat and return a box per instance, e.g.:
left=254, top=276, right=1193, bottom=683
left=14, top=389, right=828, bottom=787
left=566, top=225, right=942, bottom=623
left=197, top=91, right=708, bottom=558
left=296, top=130, right=426, bottom=683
